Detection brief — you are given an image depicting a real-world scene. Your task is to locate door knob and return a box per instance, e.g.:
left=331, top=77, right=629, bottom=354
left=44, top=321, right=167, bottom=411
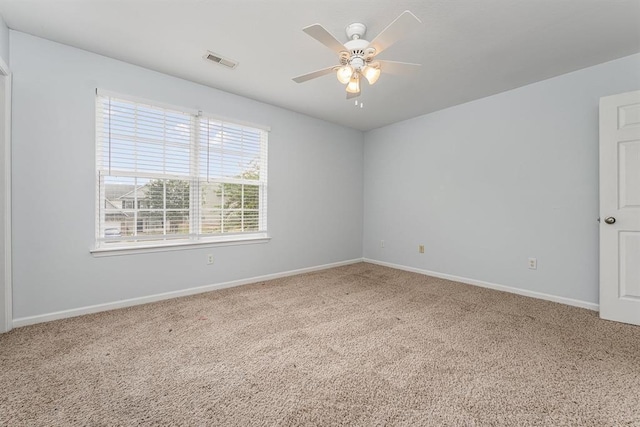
left=604, top=217, right=616, bottom=224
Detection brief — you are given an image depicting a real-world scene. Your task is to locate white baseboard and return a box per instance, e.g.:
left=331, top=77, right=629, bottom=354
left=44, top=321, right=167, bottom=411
left=13, top=257, right=598, bottom=328
left=363, top=258, right=599, bottom=311
left=12, top=258, right=365, bottom=328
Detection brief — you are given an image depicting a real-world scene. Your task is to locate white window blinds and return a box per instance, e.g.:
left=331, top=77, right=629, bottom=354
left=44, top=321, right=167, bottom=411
left=95, top=91, right=268, bottom=248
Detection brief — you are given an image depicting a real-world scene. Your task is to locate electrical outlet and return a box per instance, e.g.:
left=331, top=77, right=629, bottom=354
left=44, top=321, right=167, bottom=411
left=419, top=245, right=425, bottom=254
left=207, top=254, right=215, bottom=265
left=528, top=257, right=537, bottom=270
left=381, top=240, right=385, bottom=248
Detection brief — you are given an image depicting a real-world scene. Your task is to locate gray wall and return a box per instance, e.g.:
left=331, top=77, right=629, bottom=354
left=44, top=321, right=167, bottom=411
left=0, top=15, right=8, bottom=65
left=363, top=53, right=640, bottom=305
left=10, top=32, right=364, bottom=320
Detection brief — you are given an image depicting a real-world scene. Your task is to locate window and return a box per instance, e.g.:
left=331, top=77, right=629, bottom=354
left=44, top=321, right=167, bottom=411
left=95, top=91, right=268, bottom=250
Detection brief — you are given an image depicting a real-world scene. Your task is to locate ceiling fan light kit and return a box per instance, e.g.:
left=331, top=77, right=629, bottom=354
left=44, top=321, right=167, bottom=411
left=292, top=11, right=422, bottom=100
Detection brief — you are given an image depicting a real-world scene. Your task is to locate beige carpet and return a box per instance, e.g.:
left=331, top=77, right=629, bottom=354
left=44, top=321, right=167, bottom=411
left=1, top=263, right=639, bottom=426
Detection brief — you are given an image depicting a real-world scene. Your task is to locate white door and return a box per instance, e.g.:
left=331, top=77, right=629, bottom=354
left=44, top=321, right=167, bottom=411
left=599, top=90, right=640, bottom=326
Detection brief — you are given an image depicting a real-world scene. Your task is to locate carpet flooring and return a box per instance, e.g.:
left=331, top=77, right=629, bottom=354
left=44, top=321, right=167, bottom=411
left=1, top=262, right=639, bottom=426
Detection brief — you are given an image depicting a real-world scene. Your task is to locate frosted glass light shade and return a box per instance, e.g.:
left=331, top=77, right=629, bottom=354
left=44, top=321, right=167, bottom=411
left=346, top=75, right=360, bottom=94
left=336, top=65, right=353, bottom=84
left=362, top=65, right=381, bottom=85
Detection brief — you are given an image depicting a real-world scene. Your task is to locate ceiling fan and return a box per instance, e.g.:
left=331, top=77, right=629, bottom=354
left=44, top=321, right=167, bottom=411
left=292, top=11, right=422, bottom=99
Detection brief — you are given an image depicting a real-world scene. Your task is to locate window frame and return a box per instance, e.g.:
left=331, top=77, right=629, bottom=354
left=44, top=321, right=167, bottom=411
left=92, top=90, right=270, bottom=255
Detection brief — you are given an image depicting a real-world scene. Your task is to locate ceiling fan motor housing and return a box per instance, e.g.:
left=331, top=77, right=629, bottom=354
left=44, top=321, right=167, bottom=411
left=343, top=38, right=376, bottom=71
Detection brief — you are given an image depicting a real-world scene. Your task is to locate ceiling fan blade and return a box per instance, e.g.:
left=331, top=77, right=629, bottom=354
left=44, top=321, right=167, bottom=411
left=303, top=24, right=346, bottom=53
left=377, top=60, right=421, bottom=75
left=292, top=66, right=338, bottom=83
left=369, top=11, right=422, bottom=55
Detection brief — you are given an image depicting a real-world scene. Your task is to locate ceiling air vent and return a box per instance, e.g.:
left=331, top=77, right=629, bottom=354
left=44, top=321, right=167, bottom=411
left=203, top=51, right=238, bottom=69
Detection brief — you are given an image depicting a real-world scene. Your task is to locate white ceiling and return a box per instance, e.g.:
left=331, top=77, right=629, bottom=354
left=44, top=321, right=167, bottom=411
left=0, top=0, right=639, bottom=131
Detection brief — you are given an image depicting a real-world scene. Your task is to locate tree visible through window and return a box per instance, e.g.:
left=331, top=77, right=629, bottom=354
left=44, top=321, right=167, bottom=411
left=95, top=92, right=268, bottom=248
left=217, top=164, right=260, bottom=232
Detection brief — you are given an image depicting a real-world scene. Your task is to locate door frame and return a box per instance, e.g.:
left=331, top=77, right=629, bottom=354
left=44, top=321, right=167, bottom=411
left=0, top=56, right=11, bottom=333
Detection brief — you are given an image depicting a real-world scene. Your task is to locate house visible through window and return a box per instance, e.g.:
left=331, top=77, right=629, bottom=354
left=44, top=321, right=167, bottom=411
left=95, top=91, right=268, bottom=249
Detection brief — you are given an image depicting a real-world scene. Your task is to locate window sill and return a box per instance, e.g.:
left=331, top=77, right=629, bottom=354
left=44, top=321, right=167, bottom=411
left=90, top=234, right=271, bottom=257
